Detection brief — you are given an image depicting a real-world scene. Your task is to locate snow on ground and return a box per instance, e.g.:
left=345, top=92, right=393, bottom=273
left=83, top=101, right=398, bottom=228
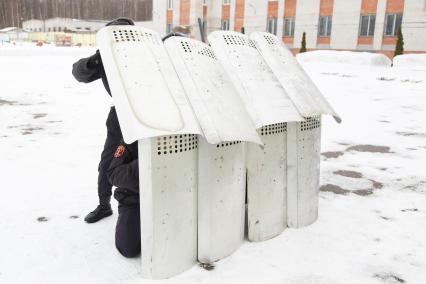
left=0, top=47, right=425, bottom=284
left=393, top=54, right=426, bottom=70
left=297, top=50, right=392, bottom=67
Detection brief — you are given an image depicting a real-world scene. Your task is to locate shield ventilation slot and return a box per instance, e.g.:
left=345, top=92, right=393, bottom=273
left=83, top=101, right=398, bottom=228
left=223, top=34, right=256, bottom=48
left=198, top=47, right=217, bottom=60
left=263, top=34, right=279, bottom=46
left=216, top=141, right=242, bottom=148
left=300, top=116, right=321, bottom=131
left=157, top=134, right=198, bottom=155
left=180, top=41, right=192, bottom=52
left=260, top=123, right=287, bottom=136
left=112, top=29, right=160, bottom=44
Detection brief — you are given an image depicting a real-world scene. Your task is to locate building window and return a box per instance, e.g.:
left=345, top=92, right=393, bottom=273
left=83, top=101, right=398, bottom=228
left=166, top=23, right=173, bottom=34
left=318, top=16, right=332, bottom=36
left=223, top=0, right=231, bottom=5
left=266, top=17, right=278, bottom=35
left=167, top=0, right=173, bottom=9
left=359, top=14, right=375, bottom=36
left=222, top=19, right=230, bottom=30
left=203, top=0, right=207, bottom=5
left=267, top=18, right=277, bottom=35
left=384, top=13, right=403, bottom=36
left=283, top=17, right=295, bottom=36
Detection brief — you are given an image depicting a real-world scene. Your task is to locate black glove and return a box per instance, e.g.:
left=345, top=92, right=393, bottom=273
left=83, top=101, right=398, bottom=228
left=87, top=50, right=102, bottom=69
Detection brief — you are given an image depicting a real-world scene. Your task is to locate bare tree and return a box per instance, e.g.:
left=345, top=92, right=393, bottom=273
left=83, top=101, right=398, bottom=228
left=0, top=0, right=153, bottom=29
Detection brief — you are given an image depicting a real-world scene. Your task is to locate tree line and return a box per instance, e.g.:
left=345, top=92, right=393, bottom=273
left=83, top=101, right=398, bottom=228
left=0, top=0, right=153, bottom=29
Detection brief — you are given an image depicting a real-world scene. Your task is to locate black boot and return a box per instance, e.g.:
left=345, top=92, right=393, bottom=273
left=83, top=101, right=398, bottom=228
left=84, top=196, right=113, bottom=223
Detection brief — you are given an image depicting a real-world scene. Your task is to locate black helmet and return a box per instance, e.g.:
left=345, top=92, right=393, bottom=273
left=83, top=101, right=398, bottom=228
left=161, top=32, right=187, bottom=42
left=106, top=17, right=135, bottom=26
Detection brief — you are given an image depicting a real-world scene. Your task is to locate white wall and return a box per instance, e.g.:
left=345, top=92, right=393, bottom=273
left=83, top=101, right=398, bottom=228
left=294, top=0, right=320, bottom=48
left=373, top=0, right=387, bottom=50
left=244, top=0, right=268, bottom=34
left=150, top=0, right=167, bottom=36
left=173, top=0, right=181, bottom=28
left=277, top=0, right=285, bottom=38
left=330, top=0, right=361, bottom=49
left=22, top=20, right=44, bottom=32
left=402, top=0, right=426, bottom=51
left=207, top=0, right=223, bottom=33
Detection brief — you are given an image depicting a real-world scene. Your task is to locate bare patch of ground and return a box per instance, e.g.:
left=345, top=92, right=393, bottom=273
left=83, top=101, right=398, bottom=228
left=346, top=144, right=391, bottom=153
left=377, top=77, right=396, bottom=81
left=33, top=113, right=47, bottom=119
left=403, top=181, right=426, bottom=193
left=396, top=131, right=426, bottom=138
left=0, top=98, right=17, bottom=106
left=320, top=184, right=350, bottom=195
left=401, top=208, right=418, bottom=212
left=353, top=189, right=374, bottom=196
left=8, top=124, right=44, bottom=135
left=370, top=180, right=384, bottom=189
left=321, top=151, right=344, bottom=159
left=0, top=98, right=29, bottom=106
left=21, top=126, right=44, bottom=135
left=373, top=272, right=405, bottom=283
left=333, top=170, right=363, bottom=178
left=37, top=217, right=49, bottom=222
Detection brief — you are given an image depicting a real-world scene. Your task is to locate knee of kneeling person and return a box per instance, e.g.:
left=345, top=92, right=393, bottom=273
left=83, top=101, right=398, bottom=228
left=116, top=242, right=140, bottom=258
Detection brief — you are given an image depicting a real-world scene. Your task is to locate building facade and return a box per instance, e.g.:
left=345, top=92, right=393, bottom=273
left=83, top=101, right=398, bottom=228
left=148, top=0, right=426, bottom=58
left=23, top=18, right=107, bottom=33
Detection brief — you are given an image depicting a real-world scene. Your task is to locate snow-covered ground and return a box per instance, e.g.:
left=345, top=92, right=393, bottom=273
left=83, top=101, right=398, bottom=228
left=0, top=46, right=425, bottom=284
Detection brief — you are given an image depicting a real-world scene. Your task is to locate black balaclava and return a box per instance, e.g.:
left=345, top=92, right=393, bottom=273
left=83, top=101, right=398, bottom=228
left=106, top=17, right=135, bottom=26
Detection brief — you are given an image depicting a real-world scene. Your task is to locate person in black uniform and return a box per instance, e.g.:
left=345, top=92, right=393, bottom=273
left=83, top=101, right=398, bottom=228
left=107, top=141, right=141, bottom=257
left=72, top=17, right=135, bottom=223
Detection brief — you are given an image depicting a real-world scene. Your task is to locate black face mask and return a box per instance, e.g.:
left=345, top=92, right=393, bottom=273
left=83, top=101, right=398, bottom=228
left=106, top=18, right=135, bottom=26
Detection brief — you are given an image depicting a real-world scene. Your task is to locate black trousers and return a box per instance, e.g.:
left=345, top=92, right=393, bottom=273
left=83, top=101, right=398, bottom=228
left=98, top=107, right=123, bottom=200
left=115, top=204, right=141, bottom=258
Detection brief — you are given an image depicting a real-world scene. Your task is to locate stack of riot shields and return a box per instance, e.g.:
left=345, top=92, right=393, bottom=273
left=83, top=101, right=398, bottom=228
left=97, top=26, right=340, bottom=279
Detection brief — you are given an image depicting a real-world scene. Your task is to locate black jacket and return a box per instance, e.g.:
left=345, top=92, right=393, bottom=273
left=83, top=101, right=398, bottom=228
left=107, top=141, right=139, bottom=205
left=72, top=50, right=111, bottom=96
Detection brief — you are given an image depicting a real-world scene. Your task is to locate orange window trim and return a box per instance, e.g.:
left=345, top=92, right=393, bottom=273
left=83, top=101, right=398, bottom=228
left=386, top=0, right=405, bottom=13
left=284, top=0, right=297, bottom=17
left=268, top=1, right=279, bottom=18
left=319, top=0, right=334, bottom=16
left=222, top=4, right=231, bottom=21
left=180, top=0, right=190, bottom=25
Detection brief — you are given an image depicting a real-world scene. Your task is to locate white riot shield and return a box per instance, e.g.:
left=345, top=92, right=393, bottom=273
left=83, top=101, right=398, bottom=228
left=197, top=139, right=246, bottom=263
left=164, top=37, right=261, bottom=145
left=138, top=135, right=198, bottom=279
left=97, top=26, right=200, bottom=279
left=208, top=31, right=303, bottom=242
left=208, top=31, right=304, bottom=128
left=246, top=123, right=287, bottom=242
left=164, top=37, right=259, bottom=262
left=287, top=117, right=322, bottom=228
left=97, top=26, right=201, bottom=143
left=250, top=32, right=341, bottom=123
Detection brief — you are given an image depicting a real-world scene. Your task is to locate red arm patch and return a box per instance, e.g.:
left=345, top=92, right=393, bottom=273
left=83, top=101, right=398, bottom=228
left=114, top=145, right=126, bottom=158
